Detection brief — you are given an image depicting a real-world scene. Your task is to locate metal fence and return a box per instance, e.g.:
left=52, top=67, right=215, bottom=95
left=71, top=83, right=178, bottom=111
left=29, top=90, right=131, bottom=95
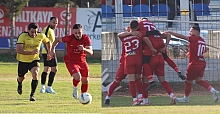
left=102, top=0, right=220, bottom=84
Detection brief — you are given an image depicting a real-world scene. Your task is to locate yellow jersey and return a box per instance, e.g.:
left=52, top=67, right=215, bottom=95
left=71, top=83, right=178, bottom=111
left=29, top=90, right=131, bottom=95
left=16, top=32, right=50, bottom=62
left=41, top=26, right=55, bottom=54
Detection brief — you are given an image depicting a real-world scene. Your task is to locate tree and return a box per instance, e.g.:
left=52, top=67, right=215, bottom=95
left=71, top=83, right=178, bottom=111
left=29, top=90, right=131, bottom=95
left=5, top=0, right=29, bottom=56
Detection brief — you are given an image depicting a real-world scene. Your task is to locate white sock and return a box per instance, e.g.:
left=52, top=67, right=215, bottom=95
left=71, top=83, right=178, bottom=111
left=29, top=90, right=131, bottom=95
left=137, top=94, right=142, bottom=98
left=210, top=87, right=216, bottom=93
left=184, top=96, right=189, bottom=100
left=105, top=96, right=110, bottom=100
left=169, top=93, right=174, bottom=98
left=143, top=98, right=148, bottom=103
left=41, top=85, right=45, bottom=88
left=133, top=98, right=137, bottom=101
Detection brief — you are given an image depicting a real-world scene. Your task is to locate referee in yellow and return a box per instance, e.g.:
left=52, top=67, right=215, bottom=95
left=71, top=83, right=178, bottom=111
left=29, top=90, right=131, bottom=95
left=16, top=23, right=51, bottom=101
left=40, top=17, right=58, bottom=94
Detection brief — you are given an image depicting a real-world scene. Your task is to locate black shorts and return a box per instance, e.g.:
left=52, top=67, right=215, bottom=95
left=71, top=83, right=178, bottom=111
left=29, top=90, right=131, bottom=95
left=142, top=55, right=152, bottom=64
left=42, top=54, right=57, bottom=67
left=162, top=53, right=168, bottom=59
left=18, top=60, right=40, bottom=77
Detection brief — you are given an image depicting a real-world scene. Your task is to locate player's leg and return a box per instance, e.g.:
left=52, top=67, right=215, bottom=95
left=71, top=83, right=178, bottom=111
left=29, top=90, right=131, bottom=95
left=127, top=74, right=139, bottom=106
left=143, top=55, right=156, bottom=90
left=140, top=76, right=150, bottom=106
left=29, top=60, right=40, bottom=101
left=135, top=62, right=144, bottom=102
left=156, top=55, right=176, bottom=105
left=45, top=56, right=58, bottom=94
left=40, top=54, right=49, bottom=93
left=80, top=62, right=90, bottom=94
left=126, top=60, right=140, bottom=106
left=176, top=64, right=194, bottom=103
left=65, top=62, right=80, bottom=99
left=105, top=62, right=126, bottom=105
left=162, top=53, right=186, bottom=80
left=17, top=61, right=29, bottom=95
left=135, top=76, right=143, bottom=102
left=194, top=64, right=219, bottom=103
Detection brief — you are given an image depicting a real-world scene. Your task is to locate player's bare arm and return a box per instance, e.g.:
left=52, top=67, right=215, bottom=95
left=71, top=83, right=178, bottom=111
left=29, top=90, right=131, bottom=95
left=50, top=38, right=63, bottom=57
left=143, top=37, right=157, bottom=54
left=166, top=31, right=189, bottom=41
left=117, top=31, right=141, bottom=38
left=16, top=44, right=39, bottom=55
left=160, top=33, right=171, bottom=53
left=44, top=41, right=52, bottom=60
left=78, top=45, right=93, bottom=55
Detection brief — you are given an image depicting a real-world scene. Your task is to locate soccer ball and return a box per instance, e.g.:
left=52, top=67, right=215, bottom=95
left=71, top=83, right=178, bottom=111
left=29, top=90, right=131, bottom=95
left=79, top=92, right=92, bottom=104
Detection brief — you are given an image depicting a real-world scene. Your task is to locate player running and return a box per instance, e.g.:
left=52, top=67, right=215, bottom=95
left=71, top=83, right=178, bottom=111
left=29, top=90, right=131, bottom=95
left=50, top=24, right=93, bottom=99
left=166, top=25, right=219, bottom=103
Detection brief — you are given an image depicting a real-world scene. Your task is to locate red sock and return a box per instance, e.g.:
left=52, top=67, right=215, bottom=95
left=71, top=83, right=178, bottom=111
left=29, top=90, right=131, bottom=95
left=107, top=81, right=119, bottom=97
left=161, top=81, right=173, bottom=95
left=165, top=57, right=179, bottom=72
left=143, top=64, right=153, bottom=82
left=81, top=83, right=88, bottom=93
left=129, top=81, right=136, bottom=98
left=135, top=78, right=143, bottom=94
left=184, top=81, right=192, bottom=96
left=142, top=83, right=149, bottom=98
left=196, top=80, right=212, bottom=90
left=72, top=79, right=80, bottom=87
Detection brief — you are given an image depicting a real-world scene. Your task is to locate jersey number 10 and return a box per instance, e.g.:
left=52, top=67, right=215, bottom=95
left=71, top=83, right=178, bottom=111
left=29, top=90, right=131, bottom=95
left=197, top=44, right=205, bottom=56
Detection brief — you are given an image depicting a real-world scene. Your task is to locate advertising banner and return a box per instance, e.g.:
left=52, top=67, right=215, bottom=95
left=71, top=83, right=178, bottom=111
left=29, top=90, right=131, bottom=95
left=0, top=6, right=76, bottom=49
left=76, top=8, right=102, bottom=50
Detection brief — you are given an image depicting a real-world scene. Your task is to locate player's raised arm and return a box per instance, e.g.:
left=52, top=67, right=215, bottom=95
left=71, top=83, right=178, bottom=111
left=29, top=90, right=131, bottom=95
left=165, top=31, right=189, bottom=41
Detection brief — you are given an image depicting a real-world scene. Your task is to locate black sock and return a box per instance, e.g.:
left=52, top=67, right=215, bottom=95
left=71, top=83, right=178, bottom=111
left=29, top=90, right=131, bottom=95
left=41, top=72, right=47, bottom=85
left=30, top=80, right=38, bottom=96
left=17, top=78, right=22, bottom=86
left=48, top=72, right=56, bottom=86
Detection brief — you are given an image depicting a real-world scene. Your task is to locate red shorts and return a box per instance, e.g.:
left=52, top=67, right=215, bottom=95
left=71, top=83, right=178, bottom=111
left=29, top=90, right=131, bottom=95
left=186, top=63, right=206, bottom=80
left=125, top=57, right=142, bottom=74
left=149, top=55, right=164, bottom=76
left=65, top=62, right=89, bottom=77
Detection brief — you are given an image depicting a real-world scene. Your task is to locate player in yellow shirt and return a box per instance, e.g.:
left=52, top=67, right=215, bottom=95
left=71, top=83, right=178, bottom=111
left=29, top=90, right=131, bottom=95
left=16, top=23, right=51, bottom=101
left=40, top=17, right=58, bottom=94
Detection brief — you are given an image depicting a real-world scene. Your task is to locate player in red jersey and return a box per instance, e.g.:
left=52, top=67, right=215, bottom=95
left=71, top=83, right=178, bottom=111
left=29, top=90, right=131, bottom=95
left=104, top=26, right=144, bottom=106
left=138, top=18, right=185, bottom=92
left=118, top=20, right=144, bottom=106
left=50, top=24, right=93, bottom=99
left=166, top=25, right=219, bottom=103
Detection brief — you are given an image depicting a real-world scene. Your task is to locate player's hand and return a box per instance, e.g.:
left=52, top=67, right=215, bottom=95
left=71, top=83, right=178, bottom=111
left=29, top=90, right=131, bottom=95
left=131, top=31, right=142, bottom=37
left=46, top=54, right=52, bottom=61
left=49, top=51, right=55, bottom=58
left=151, top=48, right=157, bottom=54
left=78, top=45, right=85, bottom=51
left=31, top=49, right=39, bottom=55
left=125, top=26, right=130, bottom=32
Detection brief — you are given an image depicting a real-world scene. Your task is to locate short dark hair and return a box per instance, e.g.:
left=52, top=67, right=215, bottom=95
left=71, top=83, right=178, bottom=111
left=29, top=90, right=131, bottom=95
left=28, top=23, right=39, bottom=30
left=73, top=24, right=83, bottom=29
left=50, top=17, right=58, bottom=20
left=129, top=20, right=139, bottom=29
left=191, top=25, right=200, bottom=32
left=141, top=17, right=148, bottom=20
